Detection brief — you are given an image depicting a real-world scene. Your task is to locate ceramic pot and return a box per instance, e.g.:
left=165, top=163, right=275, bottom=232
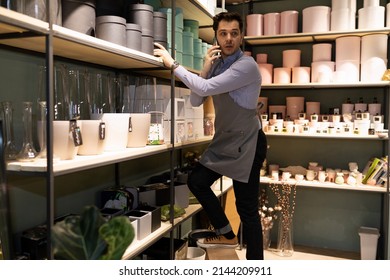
left=127, top=113, right=151, bottom=148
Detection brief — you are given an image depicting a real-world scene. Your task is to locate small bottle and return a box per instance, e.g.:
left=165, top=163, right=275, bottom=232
left=204, top=117, right=214, bottom=136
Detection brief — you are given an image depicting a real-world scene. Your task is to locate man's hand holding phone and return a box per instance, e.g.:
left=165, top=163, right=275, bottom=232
left=200, top=40, right=221, bottom=78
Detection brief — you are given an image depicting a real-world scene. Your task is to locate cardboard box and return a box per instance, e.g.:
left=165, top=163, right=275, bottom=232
left=206, top=248, right=239, bottom=260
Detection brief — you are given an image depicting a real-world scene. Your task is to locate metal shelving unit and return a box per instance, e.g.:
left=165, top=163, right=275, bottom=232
left=0, top=0, right=216, bottom=260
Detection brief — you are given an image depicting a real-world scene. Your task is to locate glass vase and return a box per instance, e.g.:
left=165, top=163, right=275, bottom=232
left=262, top=223, right=273, bottom=250
left=36, top=101, right=47, bottom=159
left=1, top=101, right=18, bottom=161
left=16, top=102, right=37, bottom=162
left=276, top=216, right=294, bottom=256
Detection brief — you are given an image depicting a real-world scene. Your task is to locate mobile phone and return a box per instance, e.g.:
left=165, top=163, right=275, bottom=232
left=213, top=37, right=221, bottom=57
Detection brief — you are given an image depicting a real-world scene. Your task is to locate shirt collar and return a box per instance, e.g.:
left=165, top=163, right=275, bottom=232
left=210, top=49, right=243, bottom=77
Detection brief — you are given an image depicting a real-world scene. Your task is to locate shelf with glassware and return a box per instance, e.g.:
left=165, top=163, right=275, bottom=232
left=0, top=2, right=215, bottom=260
left=5, top=136, right=213, bottom=176
left=121, top=177, right=233, bottom=260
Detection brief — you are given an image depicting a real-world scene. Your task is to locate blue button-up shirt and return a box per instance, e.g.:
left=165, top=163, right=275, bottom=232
left=174, top=50, right=262, bottom=110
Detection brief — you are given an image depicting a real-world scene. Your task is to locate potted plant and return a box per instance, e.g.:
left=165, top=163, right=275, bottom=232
left=51, top=205, right=134, bottom=260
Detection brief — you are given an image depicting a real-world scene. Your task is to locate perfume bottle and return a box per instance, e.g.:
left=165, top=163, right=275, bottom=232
left=1, top=101, right=18, bottom=161
left=16, top=102, right=38, bottom=162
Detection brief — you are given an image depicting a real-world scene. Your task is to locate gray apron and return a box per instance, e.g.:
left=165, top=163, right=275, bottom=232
left=199, top=92, right=260, bottom=183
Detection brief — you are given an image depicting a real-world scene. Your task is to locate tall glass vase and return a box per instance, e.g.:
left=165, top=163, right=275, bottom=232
left=16, top=102, right=37, bottom=162
left=261, top=217, right=274, bottom=250
left=36, top=101, right=47, bottom=159
left=276, top=217, right=294, bottom=256
left=1, top=101, right=18, bottom=161
left=269, top=182, right=297, bottom=257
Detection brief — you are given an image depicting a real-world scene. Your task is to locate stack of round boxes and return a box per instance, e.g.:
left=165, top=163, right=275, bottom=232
left=159, top=7, right=184, bottom=65
left=184, top=19, right=202, bottom=70
left=183, top=26, right=194, bottom=68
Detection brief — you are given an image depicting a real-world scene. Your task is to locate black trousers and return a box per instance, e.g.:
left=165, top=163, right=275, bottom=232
left=188, top=129, right=267, bottom=260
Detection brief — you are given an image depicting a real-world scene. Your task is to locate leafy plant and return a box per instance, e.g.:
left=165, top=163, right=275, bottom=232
left=51, top=205, right=134, bottom=260
left=160, top=204, right=186, bottom=221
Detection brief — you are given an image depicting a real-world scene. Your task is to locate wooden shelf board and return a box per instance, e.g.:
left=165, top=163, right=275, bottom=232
left=260, top=176, right=387, bottom=193
left=245, top=28, right=390, bottom=45
left=52, top=25, right=162, bottom=70
left=6, top=137, right=212, bottom=176
left=262, top=81, right=390, bottom=89
left=122, top=222, right=172, bottom=260
left=0, top=7, right=48, bottom=34
left=264, top=132, right=387, bottom=140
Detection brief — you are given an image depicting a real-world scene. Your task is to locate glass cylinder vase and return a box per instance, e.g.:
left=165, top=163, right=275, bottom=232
left=1, top=101, right=18, bottom=161
left=262, top=225, right=272, bottom=250
left=36, top=101, right=47, bottom=159
left=276, top=216, right=294, bottom=256
left=16, top=102, right=38, bottom=162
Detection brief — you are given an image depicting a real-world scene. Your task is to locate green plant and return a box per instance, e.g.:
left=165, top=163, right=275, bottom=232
left=51, top=205, right=134, bottom=260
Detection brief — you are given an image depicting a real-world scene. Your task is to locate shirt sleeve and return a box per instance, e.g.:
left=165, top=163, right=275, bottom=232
left=174, top=57, right=259, bottom=98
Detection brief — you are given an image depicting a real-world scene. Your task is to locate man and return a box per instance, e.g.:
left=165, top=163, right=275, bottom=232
left=154, top=11, right=267, bottom=260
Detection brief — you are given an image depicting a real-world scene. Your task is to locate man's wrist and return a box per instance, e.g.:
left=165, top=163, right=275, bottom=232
left=170, top=60, right=180, bottom=70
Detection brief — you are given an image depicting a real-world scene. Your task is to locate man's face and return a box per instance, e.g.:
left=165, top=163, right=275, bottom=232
left=215, top=19, right=243, bottom=58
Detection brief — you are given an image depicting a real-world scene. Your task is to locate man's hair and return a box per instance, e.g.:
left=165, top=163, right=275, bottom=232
left=212, top=12, right=243, bottom=34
